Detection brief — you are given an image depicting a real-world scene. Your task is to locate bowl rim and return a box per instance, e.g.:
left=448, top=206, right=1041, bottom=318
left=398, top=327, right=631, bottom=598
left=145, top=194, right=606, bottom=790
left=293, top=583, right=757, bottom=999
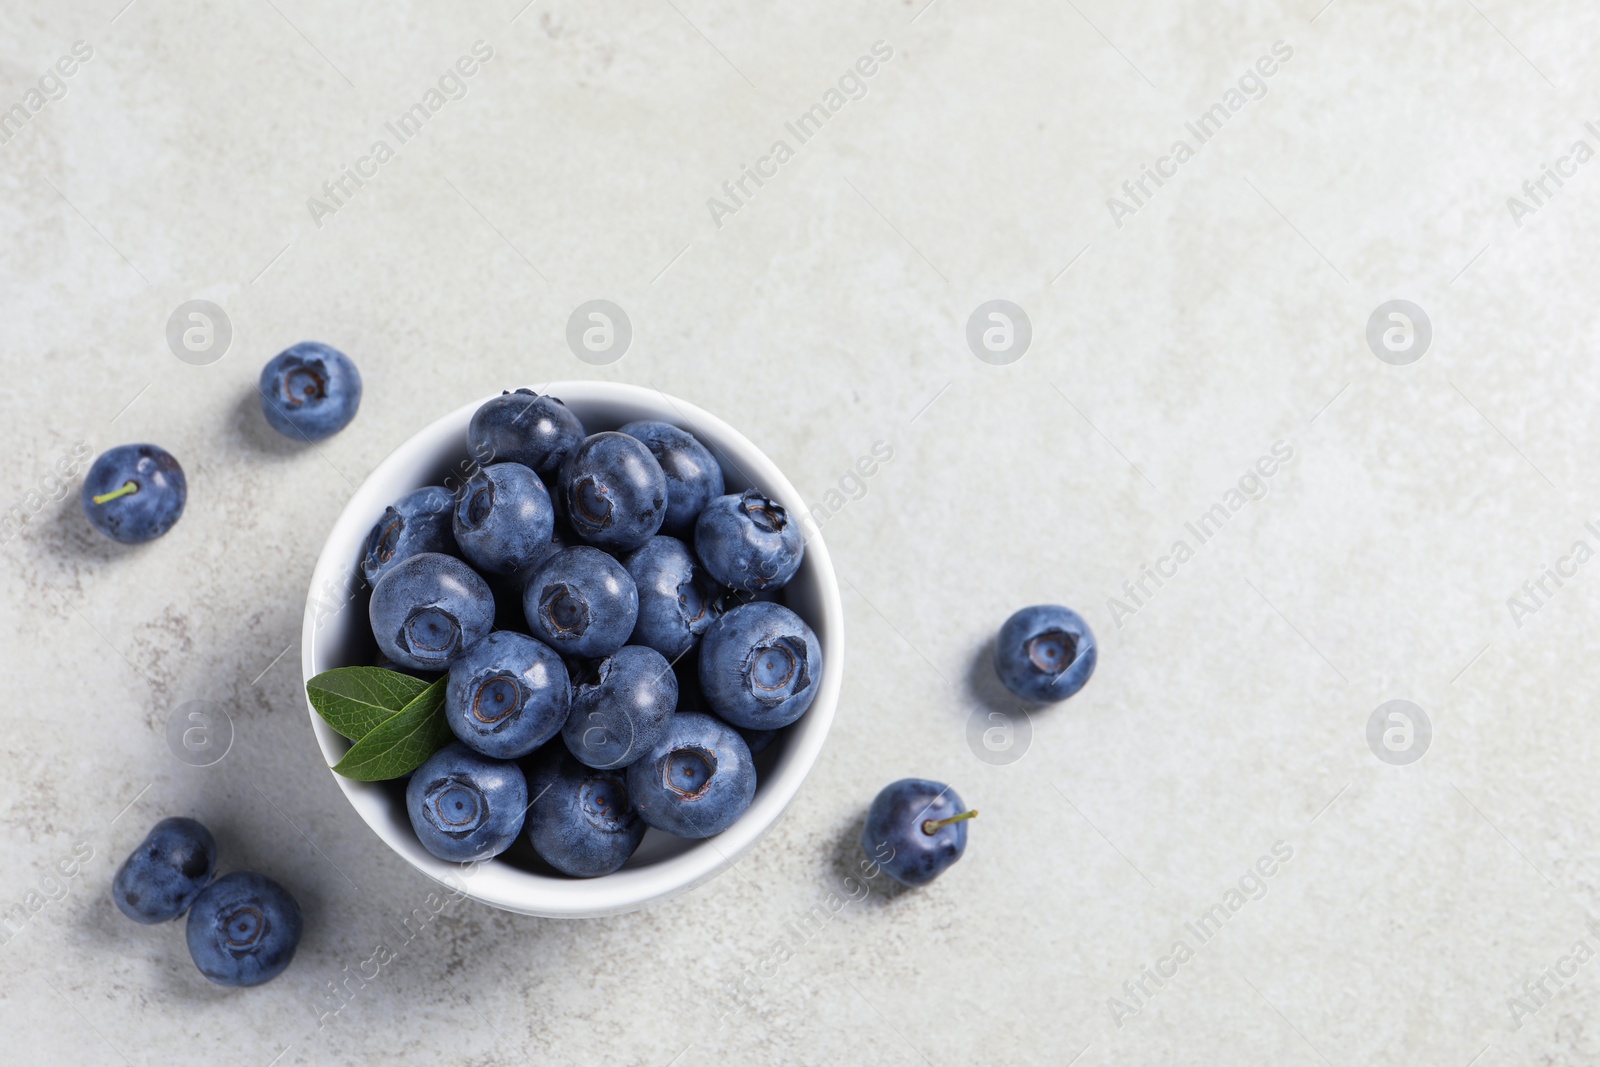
left=299, top=382, right=843, bottom=918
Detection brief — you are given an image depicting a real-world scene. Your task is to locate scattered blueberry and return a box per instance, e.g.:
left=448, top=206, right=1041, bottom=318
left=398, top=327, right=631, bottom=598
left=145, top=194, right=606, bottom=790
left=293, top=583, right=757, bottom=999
left=258, top=341, right=362, bottom=441
left=861, top=778, right=976, bottom=887
left=452, top=462, right=555, bottom=576
left=626, top=712, right=755, bottom=839
left=619, top=420, right=725, bottom=536
left=361, top=485, right=456, bottom=586
left=694, top=490, right=804, bottom=593
left=699, top=602, right=822, bottom=730
left=523, top=546, right=638, bottom=660
left=525, top=746, right=646, bottom=877
left=993, top=604, right=1097, bottom=703
left=406, top=742, right=529, bottom=862
left=562, top=645, right=678, bottom=770
left=369, top=552, right=496, bottom=671
left=185, top=872, right=303, bottom=987
left=112, top=817, right=217, bottom=924
left=623, top=536, right=715, bottom=659
left=468, top=389, right=586, bottom=481
left=81, top=444, right=187, bottom=544
left=558, top=432, right=667, bottom=551
left=446, top=631, right=571, bottom=759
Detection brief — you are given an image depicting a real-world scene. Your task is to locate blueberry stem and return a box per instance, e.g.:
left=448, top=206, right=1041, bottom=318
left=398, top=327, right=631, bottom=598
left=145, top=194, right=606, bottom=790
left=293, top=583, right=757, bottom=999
left=91, top=480, right=139, bottom=505
left=922, top=810, right=978, bottom=835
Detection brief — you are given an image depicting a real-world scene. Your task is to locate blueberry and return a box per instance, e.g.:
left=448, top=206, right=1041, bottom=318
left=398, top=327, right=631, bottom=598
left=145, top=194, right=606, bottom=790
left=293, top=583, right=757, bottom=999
left=623, top=536, right=716, bottom=659
left=445, top=631, right=571, bottom=758
left=525, top=746, right=646, bottom=877
left=81, top=444, right=186, bottom=543
left=451, top=462, right=555, bottom=577
left=185, top=872, right=303, bottom=987
left=861, top=779, right=976, bottom=887
left=619, top=421, right=725, bottom=536
left=369, top=552, right=496, bottom=671
left=360, top=485, right=456, bottom=586
left=522, top=546, right=638, bottom=660
left=625, top=712, right=755, bottom=839
left=405, top=742, right=529, bottom=862
left=694, top=490, right=804, bottom=593
left=558, top=432, right=667, bottom=551
left=258, top=341, right=361, bottom=440
left=699, top=602, right=822, bottom=730
left=993, top=604, right=1097, bottom=703
left=112, top=817, right=217, bottom=924
left=562, top=645, right=678, bottom=770
left=468, top=389, right=586, bottom=481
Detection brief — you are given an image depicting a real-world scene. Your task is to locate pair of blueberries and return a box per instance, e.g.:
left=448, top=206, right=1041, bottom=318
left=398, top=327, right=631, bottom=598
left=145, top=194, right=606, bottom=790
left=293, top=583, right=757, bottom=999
left=112, top=817, right=301, bottom=988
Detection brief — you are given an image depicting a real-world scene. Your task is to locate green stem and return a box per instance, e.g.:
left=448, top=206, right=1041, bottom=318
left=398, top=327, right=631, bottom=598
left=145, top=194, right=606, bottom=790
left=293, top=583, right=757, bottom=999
left=922, top=810, right=978, bottom=835
left=91, top=480, right=139, bottom=505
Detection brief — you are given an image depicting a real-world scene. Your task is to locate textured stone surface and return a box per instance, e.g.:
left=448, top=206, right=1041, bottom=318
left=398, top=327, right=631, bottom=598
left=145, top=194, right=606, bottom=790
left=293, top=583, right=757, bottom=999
left=3, top=0, right=1600, bottom=1063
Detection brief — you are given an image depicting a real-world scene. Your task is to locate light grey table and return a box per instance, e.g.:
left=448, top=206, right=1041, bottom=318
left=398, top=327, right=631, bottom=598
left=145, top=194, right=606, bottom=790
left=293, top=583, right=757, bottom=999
left=3, top=1, right=1597, bottom=1063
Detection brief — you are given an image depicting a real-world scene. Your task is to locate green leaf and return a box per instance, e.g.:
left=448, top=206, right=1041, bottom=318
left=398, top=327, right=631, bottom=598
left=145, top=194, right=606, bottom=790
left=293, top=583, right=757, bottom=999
left=307, top=666, right=431, bottom=741
left=330, top=678, right=451, bottom=781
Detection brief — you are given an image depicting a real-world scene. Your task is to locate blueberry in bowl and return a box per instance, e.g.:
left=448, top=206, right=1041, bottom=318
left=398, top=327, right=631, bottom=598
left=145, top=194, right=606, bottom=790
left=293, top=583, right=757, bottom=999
left=302, top=384, right=842, bottom=918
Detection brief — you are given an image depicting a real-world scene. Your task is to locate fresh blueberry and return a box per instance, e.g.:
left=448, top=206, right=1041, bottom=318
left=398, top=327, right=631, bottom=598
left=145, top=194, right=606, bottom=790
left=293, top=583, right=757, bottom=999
left=468, top=389, right=586, bottom=481
left=185, top=872, right=303, bottom=987
left=360, top=485, right=456, bottom=586
left=623, top=536, right=716, bottom=659
left=405, top=742, right=529, bottom=862
left=81, top=444, right=186, bottom=544
left=258, top=341, right=361, bottom=440
left=558, top=432, right=667, bottom=551
left=525, top=746, right=646, bottom=877
left=369, top=552, right=496, bottom=671
left=993, top=604, right=1097, bottom=703
left=619, top=420, right=725, bottom=536
left=562, top=645, right=678, bottom=770
left=112, top=817, right=217, bottom=924
left=452, top=462, right=555, bottom=577
left=861, top=778, right=976, bottom=887
left=446, top=631, right=571, bottom=758
left=523, top=546, right=638, bottom=660
left=694, top=490, right=804, bottom=593
left=626, top=712, right=755, bottom=839
left=699, top=602, right=822, bottom=730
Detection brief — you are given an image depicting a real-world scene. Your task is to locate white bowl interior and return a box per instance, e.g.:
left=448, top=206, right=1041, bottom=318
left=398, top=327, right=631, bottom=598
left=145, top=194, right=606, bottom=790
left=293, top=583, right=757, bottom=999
left=300, top=383, right=843, bottom=917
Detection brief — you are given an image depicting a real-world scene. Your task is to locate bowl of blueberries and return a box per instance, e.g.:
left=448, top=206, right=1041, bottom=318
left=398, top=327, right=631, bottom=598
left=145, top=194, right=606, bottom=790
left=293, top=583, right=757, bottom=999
left=300, top=382, right=843, bottom=917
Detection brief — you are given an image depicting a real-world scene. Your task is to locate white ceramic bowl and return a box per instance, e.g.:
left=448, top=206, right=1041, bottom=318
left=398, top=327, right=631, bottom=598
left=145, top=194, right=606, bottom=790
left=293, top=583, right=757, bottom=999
left=300, top=383, right=842, bottom=918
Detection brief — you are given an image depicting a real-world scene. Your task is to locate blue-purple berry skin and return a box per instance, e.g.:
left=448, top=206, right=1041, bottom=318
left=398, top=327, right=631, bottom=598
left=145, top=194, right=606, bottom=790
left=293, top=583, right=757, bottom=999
left=445, top=631, right=571, bottom=758
left=862, top=779, right=970, bottom=887
left=619, top=421, right=725, bottom=536
left=626, top=713, right=755, bottom=839
left=185, top=872, right=303, bottom=987
left=993, top=605, right=1096, bottom=703
left=361, top=485, right=456, bottom=586
left=699, top=601, right=822, bottom=730
left=694, top=490, right=804, bottom=593
left=452, top=462, right=555, bottom=577
left=369, top=552, right=496, bottom=671
left=81, top=444, right=187, bottom=543
left=558, top=432, right=667, bottom=551
left=113, top=817, right=217, bottom=924
left=468, top=389, right=586, bottom=481
left=258, top=341, right=361, bottom=440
